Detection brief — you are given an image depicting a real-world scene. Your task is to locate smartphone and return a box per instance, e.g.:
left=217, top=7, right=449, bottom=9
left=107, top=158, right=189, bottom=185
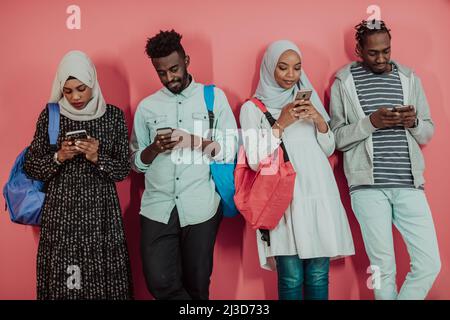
left=156, top=127, right=173, bottom=136
left=65, top=129, right=88, bottom=142
left=295, top=89, right=313, bottom=101
left=392, top=105, right=414, bottom=113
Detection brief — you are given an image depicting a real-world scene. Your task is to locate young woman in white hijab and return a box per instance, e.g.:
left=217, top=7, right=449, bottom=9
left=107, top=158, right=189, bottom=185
left=240, top=40, right=354, bottom=300
left=24, top=51, right=133, bottom=299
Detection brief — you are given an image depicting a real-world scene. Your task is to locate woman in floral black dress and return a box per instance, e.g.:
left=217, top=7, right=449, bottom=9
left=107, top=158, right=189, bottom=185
left=24, top=51, right=133, bottom=299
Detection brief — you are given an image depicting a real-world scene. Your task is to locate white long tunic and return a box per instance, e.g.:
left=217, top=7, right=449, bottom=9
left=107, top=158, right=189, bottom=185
left=240, top=100, right=355, bottom=271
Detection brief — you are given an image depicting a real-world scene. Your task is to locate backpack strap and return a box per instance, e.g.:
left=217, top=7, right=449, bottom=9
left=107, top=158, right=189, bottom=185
left=249, top=98, right=279, bottom=127
left=249, top=97, right=268, bottom=114
left=203, top=85, right=216, bottom=131
left=248, top=98, right=289, bottom=162
left=47, top=103, right=60, bottom=152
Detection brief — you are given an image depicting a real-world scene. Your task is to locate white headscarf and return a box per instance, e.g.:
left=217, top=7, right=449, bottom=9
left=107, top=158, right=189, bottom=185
left=254, top=40, right=329, bottom=121
left=49, top=50, right=107, bottom=121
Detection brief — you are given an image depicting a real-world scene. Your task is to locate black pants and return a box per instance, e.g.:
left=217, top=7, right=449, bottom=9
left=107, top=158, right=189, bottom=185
left=140, top=206, right=223, bottom=300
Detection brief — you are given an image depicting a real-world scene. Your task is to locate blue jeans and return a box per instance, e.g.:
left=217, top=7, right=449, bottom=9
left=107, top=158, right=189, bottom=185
left=275, top=255, right=330, bottom=300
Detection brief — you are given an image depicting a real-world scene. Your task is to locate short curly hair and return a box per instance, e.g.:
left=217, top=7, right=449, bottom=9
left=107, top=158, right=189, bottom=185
left=145, top=29, right=186, bottom=59
left=355, top=19, right=391, bottom=51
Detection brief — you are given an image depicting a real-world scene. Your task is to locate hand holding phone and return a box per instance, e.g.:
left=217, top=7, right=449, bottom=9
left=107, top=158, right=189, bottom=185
left=391, top=105, right=417, bottom=128
left=58, top=130, right=88, bottom=163
left=153, top=127, right=179, bottom=153
left=74, top=137, right=100, bottom=163
left=57, top=140, right=80, bottom=163
left=370, top=107, right=405, bottom=129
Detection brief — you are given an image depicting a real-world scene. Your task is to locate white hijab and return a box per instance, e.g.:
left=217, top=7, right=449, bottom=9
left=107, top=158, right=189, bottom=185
left=254, top=40, right=329, bottom=121
left=49, top=50, right=107, bottom=121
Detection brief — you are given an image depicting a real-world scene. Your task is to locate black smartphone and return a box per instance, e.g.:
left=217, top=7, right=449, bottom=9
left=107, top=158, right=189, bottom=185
left=392, top=105, right=414, bottom=113
left=65, top=129, right=88, bottom=142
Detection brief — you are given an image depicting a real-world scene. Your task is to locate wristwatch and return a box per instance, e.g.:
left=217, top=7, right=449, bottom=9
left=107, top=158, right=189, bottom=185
left=53, top=152, right=62, bottom=165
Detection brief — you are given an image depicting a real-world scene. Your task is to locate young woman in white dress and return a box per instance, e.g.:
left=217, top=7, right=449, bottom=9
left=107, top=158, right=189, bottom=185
left=239, top=40, right=355, bottom=300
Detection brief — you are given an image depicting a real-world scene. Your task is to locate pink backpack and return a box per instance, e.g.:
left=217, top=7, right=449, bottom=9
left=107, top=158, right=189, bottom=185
left=234, top=98, right=296, bottom=232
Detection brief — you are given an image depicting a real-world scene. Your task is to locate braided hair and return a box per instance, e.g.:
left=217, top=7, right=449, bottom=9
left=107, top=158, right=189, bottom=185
left=355, top=19, right=391, bottom=55
left=145, top=29, right=186, bottom=59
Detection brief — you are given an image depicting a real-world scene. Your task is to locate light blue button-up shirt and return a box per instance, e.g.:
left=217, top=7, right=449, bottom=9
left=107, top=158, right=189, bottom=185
left=130, top=77, right=238, bottom=227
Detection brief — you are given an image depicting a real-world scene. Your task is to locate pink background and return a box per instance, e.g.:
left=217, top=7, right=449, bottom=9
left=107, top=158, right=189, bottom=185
left=1, top=0, right=449, bottom=299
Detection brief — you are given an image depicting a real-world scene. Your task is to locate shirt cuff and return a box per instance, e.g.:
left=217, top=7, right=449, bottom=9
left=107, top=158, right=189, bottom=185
left=361, top=116, right=378, bottom=135
left=135, top=149, right=151, bottom=172
left=96, top=154, right=107, bottom=172
left=407, top=118, right=422, bottom=136
left=316, top=123, right=333, bottom=140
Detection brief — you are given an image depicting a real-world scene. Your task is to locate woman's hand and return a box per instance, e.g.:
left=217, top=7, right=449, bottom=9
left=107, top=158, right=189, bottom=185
left=271, top=101, right=304, bottom=138
left=277, top=101, right=304, bottom=128
left=57, top=140, right=81, bottom=163
left=297, top=100, right=328, bottom=133
left=74, top=137, right=100, bottom=164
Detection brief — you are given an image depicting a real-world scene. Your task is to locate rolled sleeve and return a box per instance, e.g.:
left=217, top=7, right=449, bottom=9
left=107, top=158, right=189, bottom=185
left=130, top=104, right=152, bottom=173
left=134, top=149, right=150, bottom=172
left=316, top=123, right=335, bottom=157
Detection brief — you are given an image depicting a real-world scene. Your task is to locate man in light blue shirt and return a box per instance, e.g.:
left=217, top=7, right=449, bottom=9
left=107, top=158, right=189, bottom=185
left=129, top=30, right=238, bottom=300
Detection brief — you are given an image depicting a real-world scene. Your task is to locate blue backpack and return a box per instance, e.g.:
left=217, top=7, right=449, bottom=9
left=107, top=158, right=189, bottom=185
left=3, top=103, right=60, bottom=225
left=203, top=85, right=239, bottom=218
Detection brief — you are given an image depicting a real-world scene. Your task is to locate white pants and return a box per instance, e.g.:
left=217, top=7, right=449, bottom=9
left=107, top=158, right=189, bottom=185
left=351, top=188, right=441, bottom=300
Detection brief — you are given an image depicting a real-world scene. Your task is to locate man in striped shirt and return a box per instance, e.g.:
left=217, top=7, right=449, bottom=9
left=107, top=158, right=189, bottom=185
left=351, top=62, right=414, bottom=191
left=330, top=20, right=440, bottom=300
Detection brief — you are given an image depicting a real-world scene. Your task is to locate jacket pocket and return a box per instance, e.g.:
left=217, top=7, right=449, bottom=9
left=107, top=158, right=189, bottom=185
left=343, top=141, right=371, bottom=175
left=408, top=135, right=425, bottom=172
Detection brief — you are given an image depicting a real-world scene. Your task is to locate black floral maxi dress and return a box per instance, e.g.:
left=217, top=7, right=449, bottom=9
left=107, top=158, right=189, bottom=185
left=24, top=105, right=133, bottom=299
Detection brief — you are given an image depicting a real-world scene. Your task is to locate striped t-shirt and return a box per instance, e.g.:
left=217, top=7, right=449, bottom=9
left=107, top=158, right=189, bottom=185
left=350, top=63, right=416, bottom=192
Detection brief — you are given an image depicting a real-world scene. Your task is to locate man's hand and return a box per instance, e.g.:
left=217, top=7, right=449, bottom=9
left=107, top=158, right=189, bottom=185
left=398, top=106, right=417, bottom=128
left=369, top=108, right=403, bottom=129
left=150, top=131, right=180, bottom=153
